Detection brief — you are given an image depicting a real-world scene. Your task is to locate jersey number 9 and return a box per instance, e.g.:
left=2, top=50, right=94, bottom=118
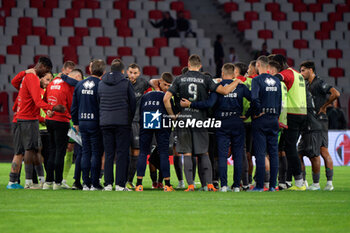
left=188, top=83, right=197, bottom=101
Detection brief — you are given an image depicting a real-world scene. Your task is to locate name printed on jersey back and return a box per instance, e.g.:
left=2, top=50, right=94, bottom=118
left=180, top=77, right=204, bottom=83
left=144, top=100, right=160, bottom=106
left=80, top=113, right=94, bottom=120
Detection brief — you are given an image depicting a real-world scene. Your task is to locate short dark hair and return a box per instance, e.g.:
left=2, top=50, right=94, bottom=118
left=222, top=63, right=235, bottom=75
left=91, top=59, right=106, bottom=77
left=300, top=60, right=316, bottom=73
left=268, top=60, right=282, bottom=73
left=216, top=34, right=223, bottom=40
left=257, top=55, right=269, bottom=67
left=127, top=63, right=141, bottom=71
left=38, top=56, right=53, bottom=71
left=63, top=61, right=75, bottom=70
left=161, top=72, right=174, bottom=83
left=234, top=62, right=248, bottom=76
left=272, top=54, right=287, bottom=69
left=188, top=54, right=201, bottom=67
left=267, top=54, right=275, bottom=61
left=111, top=58, right=125, bottom=72
left=181, top=66, right=188, bottom=74
left=70, top=69, right=84, bottom=79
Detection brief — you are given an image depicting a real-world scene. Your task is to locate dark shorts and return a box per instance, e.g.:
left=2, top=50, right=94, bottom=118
left=17, top=119, right=41, bottom=152
left=131, top=122, right=140, bottom=149
left=13, top=123, right=24, bottom=155
left=245, top=123, right=253, bottom=154
left=319, top=120, right=328, bottom=148
left=278, top=129, right=286, bottom=152
left=176, top=127, right=209, bottom=155
left=298, top=131, right=321, bottom=158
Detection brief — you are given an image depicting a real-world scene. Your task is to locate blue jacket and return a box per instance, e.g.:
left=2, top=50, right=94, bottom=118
left=71, top=76, right=101, bottom=126
left=98, top=71, right=136, bottom=126
left=251, top=73, right=281, bottom=117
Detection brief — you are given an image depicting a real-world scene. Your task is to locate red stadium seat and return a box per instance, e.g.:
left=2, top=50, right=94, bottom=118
left=317, top=0, right=331, bottom=3
left=272, top=11, right=286, bottom=21
left=146, top=47, right=160, bottom=57
left=183, top=10, right=191, bottom=19
left=60, top=18, right=74, bottom=27
left=272, top=49, right=287, bottom=57
left=245, top=11, right=259, bottom=21
left=40, top=36, right=55, bottom=46
left=38, top=8, right=52, bottom=18
left=18, top=26, right=32, bottom=36
left=19, top=17, right=33, bottom=27
left=12, top=35, right=26, bottom=46
left=30, top=0, right=43, bottom=8
left=121, top=10, right=135, bottom=19
left=33, top=27, right=46, bottom=36
left=96, top=37, right=111, bottom=47
left=315, top=30, right=330, bottom=40
left=118, top=47, right=132, bottom=56
left=0, top=55, right=5, bottom=64
left=113, top=1, right=128, bottom=10
left=107, top=56, right=120, bottom=65
left=293, top=39, right=308, bottom=49
left=288, top=0, right=302, bottom=4
left=45, top=0, right=58, bottom=8
left=86, top=0, right=100, bottom=9
left=118, top=28, right=132, bottom=37
left=237, top=21, right=251, bottom=32
left=64, top=55, right=78, bottom=64
left=171, top=1, right=185, bottom=12
left=2, top=0, right=16, bottom=8
left=266, top=3, right=280, bottom=12
left=72, top=0, right=85, bottom=9
left=174, top=47, right=189, bottom=58
left=115, top=19, right=128, bottom=29
left=63, top=46, right=77, bottom=56
left=172, top=66, right=182, bottom=76
left=287, top=58, right=294, bottom=67
left=258, top=30, right=273, bottom=39
left=143, top=66, right=158, bottom=76
left=293, top=3, right=307, bottom=12
left=292, top=21, right=307, bottom=31
left=246, top=0, right=260, bottom=3
left=149, top=10, right=163, bottom=20
left=308, top=3, right=322, bottom=13
left=87, top=18, right=101, bottom=27
left=329, top=68, right=344, bottom=78
left=0, top=17, right=5, bottom=26
left=328, top=13, right=342, bottom=22
left=224, top=2, right=238, bottom=14
left=7, top=45, right=21, bottom=55
left=69, top=36, right=82, bottom=46
left=66, top=9, right=80, bottom=18
left=321, top=22, right=335, bottom=32
left=153, top=38, right=168, bottom=48
left=75, top=27, right=89, bottom=37
left=328, top=49, right=343, bottom=59
left=336, top=4, right=350, bottom=13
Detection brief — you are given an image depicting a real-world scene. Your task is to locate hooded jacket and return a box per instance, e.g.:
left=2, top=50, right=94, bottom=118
left=98, top=71, right=136, bottom=126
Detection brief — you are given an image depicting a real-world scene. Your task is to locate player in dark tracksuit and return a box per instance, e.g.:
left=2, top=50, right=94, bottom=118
left=71, top=60, right=106, bottom=190
left=135, top=72, right=174, bottom=191
left=181, top=64, right=251, bottom=192
left=251, top=56, right=281, bottom=192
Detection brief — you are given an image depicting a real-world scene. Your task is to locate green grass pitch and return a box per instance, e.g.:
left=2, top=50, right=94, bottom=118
left=0, top=163, right=349, bottom=233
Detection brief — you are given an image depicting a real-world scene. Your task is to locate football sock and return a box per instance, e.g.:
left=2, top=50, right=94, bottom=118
left=174, top=155, right=183, bottom=181
left=63, top=150, right=73, bottom=180
left=326, top=167, right=333, bottom=181
left=278, top=156, right=287, bottom=184
left=150, top=171, right=157, bottom=183
left=302, top=170, right=306, bottom=181
left=34, top=164, right=44, bottom=177
left=183, top=156, right=194, bottom=185
left=241, top=155, right=249, bottom=186
left=248, top=174, right=253, bottom=184
left=165, top=179, right=171, bottom=186
left=312, top=172, right=320, bottom=184
left=100, top=169, right=104, bottom=179
left=25, top=164, right=33, bottom=180
left=200, top=154, right=213, bottom=185
left=192, top=156, right=196, bottom=181
left=127, top=156, right=138, bottom=183
left=9, top=172, right=19, bottom=183
left=264, top=170, right=270, bottom=183
left=136, top=178, right=142, bottom=186
left=295, top=178, right=304, bottom=187
left=197, top=156, right=205, bottom=187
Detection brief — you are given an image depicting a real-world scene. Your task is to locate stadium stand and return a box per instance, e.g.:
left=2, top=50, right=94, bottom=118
left=0, top=0, right=212, bottom=86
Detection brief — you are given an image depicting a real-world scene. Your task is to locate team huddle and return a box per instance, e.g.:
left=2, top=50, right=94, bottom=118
left=6, top=53, right=339, bottom=192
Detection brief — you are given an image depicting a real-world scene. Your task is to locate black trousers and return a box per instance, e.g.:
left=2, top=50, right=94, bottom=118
left=102, top=125, right=131, bottom=187
left=40, top=131, right=50, bottom=174
left=46, top=120, right=70, bottom=184
left=285, top=114, right=307, bottom=180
